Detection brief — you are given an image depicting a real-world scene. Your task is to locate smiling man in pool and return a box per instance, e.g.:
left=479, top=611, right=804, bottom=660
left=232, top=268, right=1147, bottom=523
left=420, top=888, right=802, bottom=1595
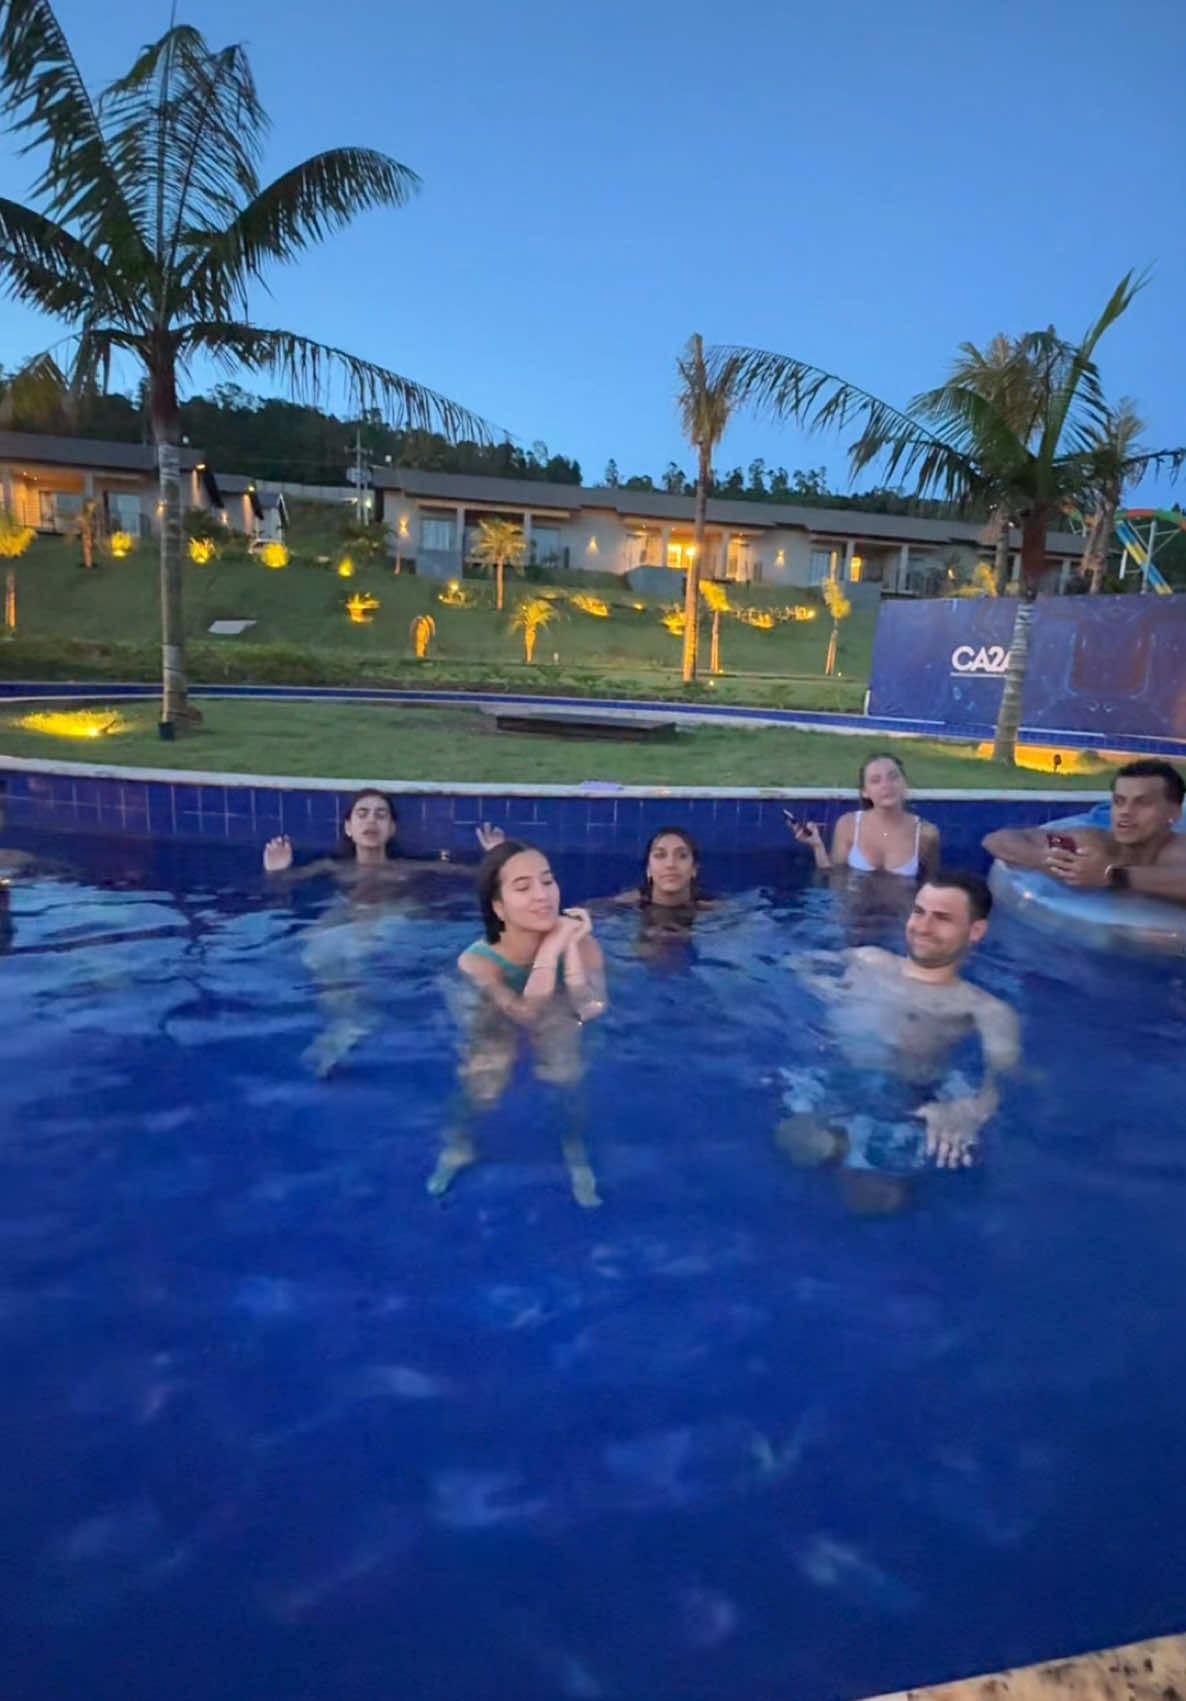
left=777, top=870, right=1020, bottom=1208
left=983, top=759, right=1186, bottom=903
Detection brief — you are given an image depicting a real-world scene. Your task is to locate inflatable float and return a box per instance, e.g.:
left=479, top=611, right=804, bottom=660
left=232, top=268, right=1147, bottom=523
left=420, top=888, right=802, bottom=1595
left=989, top=807, right=1186, bottom=958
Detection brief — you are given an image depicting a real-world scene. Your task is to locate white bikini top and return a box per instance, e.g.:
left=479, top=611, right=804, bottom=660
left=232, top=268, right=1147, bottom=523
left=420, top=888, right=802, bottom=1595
left=847, top=812, right=921, bottom=877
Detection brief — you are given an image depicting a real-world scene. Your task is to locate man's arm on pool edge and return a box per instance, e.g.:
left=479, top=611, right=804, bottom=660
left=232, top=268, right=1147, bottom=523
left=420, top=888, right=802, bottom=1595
left=982, top=825, right=1055, bottom=868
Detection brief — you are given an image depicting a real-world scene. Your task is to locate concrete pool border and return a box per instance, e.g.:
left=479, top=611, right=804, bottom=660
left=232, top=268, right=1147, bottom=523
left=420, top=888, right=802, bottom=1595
left=857, top=1630, right=1186, bottom=1700
left=0, top=749, right=1106, bottom=858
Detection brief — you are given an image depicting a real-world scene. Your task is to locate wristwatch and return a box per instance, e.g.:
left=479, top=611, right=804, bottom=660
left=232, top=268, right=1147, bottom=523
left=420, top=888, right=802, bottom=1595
left=1105, top=863, right=1131, bottom=890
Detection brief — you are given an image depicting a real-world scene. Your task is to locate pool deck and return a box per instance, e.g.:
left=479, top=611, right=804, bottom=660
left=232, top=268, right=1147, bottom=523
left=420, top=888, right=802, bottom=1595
left=859, top=1633, right=1186, bottom=1701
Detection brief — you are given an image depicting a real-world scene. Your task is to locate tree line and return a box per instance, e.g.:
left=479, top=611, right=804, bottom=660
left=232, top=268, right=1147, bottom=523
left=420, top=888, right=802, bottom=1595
left=1, top=372, right=967, bottom=518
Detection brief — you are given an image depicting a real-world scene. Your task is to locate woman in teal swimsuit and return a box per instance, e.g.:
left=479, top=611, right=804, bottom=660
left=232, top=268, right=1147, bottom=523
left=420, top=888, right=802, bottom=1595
left=429, top=839, right=608, bottom=1206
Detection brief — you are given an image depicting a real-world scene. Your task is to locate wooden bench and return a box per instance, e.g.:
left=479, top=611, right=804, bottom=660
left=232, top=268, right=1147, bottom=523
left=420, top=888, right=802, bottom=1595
left=482, top=708, right=678, bottom=743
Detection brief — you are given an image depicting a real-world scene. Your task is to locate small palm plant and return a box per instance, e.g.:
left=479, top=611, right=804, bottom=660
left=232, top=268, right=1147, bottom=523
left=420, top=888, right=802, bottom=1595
left=0, top=507, right=35, bottom=559
left=822, top=574, right=851, bottom=676
left=409, top=613, right=435, bottom=656
left=700, top=580, right=730, bottom=674
left=471, top=519, right=528, bottom=612
left=510, top=597, right=559, bottom=663
left=69, top=497, right=102, bottom=569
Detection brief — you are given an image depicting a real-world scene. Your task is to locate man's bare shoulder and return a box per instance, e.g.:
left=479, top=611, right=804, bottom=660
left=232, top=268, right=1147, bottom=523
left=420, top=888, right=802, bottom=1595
left=1157, top=834, right=1186, bottom=866
left=850, top=945, right=898, bottom=966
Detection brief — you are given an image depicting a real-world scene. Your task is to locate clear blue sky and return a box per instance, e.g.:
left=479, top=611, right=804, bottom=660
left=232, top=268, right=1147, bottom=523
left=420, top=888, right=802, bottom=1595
left=3, top=0, right=1185, bottom=501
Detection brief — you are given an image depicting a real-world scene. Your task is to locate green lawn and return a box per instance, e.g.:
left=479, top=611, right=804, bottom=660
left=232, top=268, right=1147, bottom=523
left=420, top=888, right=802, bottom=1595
left=0, top=698, right=1117, bottom=790
left=3, top=533, right=874, bottom=707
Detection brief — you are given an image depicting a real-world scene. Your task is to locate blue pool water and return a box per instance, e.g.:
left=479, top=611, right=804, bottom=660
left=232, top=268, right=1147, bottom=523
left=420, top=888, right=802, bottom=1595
left=2, top=833, right=1186, bottom=1701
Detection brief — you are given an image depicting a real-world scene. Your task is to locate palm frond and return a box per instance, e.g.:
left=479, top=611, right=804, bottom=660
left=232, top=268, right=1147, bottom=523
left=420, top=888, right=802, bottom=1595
left=0, top=194, right=123, bottom=319
left=706, top=342, right=994, bottom=505
left=183, top=149, right=420, bottom=320
left=907, top=383, right=1031, bottom=496
left=857, top=429, right=995, bottom=511
left=675, top=332, right=739, bottom=458
left=1040, top=272, right=1144, bottom=465
left=100, top=26, right=263, bottom=278
left=178, top=320, right=496, bottom=442
left=1111, top=445, right=1186, bottom=484
left=948, top=331, right=1060, bottom=445
left=709, top=343, right=943, bottom=458
left=0, top=0, right=143, bottom=256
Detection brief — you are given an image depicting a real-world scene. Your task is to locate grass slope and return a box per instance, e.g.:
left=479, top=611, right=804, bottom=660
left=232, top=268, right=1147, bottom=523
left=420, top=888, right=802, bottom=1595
left=4, top=533, right=873, bottom=692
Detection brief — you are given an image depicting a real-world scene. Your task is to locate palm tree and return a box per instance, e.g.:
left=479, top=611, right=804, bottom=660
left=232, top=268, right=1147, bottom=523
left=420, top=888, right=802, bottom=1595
left=709, top=275, right=1186, bottom=762
left=0, top=1, right=489, bottom=724
left=947, top=333, right=1032, bottom=596
left=510, top=596, right=559, bottom=663
left=1078, top=402, right=1145, bottom=593
left=470, top=518, right=528, bottom=612
left=675, top=333, right=744, bottom=683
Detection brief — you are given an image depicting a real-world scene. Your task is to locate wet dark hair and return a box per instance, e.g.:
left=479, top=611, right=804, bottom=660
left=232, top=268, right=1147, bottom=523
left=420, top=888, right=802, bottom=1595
left=858, top=751, right=907, bottom=809
left=1114, top=759, right=1185, bottom=807
left=919, top=868, right=992, bottom=924
left=335, top=789, right=399, bottom=860
left=477, top=839, right=548, bottom=942
left=640, top=826, right=703, bottom=904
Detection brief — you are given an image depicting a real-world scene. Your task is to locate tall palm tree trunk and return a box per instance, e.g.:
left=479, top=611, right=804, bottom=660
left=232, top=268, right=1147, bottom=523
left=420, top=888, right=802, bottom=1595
left=991, top=507, right=1047, bottom=762
left=1081, top=503, right=1115, bottom=594
left=993, top=520, right=1011, bottom=595
left=150, top=353, right=191, bottom=726
left=681, top=443, right=710, bottom=683
left=496, top=556, right=504, bottom=612
left=155, top=435, right=190, bottom=724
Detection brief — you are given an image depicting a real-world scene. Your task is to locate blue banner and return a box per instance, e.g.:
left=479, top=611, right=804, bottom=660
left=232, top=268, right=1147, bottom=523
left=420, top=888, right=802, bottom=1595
left=868, top=596, right=1186, bottom=741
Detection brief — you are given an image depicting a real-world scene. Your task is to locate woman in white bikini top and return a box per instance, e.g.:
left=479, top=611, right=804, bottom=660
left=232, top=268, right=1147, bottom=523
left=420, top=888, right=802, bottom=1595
left=790, top=752, right=940, bottom=878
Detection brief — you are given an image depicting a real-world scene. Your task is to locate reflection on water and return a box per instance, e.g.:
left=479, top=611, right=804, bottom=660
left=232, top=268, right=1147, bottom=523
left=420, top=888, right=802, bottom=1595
left=0, top=839, right=1185, bottom=1701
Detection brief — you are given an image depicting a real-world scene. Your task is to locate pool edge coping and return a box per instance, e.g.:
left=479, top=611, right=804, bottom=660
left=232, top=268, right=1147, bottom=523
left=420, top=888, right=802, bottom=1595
left=0, top=752, right=1110, bottom=804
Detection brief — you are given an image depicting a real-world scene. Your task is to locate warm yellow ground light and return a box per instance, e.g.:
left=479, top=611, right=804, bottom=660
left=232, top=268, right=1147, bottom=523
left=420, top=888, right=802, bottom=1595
left=970, top=742, right=1119, bottom=775
left=17, top=709, right=134, bottom=739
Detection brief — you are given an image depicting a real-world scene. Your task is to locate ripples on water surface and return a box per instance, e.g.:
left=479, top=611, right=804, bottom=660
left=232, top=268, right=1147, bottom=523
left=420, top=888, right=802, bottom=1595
left=2, top=835, right=1185, bottom=1701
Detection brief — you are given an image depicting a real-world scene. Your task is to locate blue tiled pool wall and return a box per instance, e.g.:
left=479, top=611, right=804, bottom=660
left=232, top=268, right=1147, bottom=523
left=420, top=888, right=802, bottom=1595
left=0, top=767, right=1102, bottom=870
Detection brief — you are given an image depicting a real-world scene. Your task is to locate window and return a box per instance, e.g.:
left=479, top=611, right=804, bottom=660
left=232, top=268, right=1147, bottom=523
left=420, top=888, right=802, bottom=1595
left=41, top=490, right=82, bottom=529
left=531, top=525, right=561, bottom=563
left=809, top=547, right=836, bottom=586
left=108, top=491, right=143, bottom=535
left=420, top=511, right=456, bottom=552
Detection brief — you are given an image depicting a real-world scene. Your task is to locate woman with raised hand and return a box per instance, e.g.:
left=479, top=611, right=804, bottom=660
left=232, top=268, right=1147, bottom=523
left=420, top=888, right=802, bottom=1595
left=430, top=838, right=607, bottom=1208
left=263, top=792, right=494, bottom=1076
left=787, top=753, right=940, bottom=880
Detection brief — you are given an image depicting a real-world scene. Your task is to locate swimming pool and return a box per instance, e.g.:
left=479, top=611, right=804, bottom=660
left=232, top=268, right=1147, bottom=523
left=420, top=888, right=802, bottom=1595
left=3, top=830, right=1185, bottom=1701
